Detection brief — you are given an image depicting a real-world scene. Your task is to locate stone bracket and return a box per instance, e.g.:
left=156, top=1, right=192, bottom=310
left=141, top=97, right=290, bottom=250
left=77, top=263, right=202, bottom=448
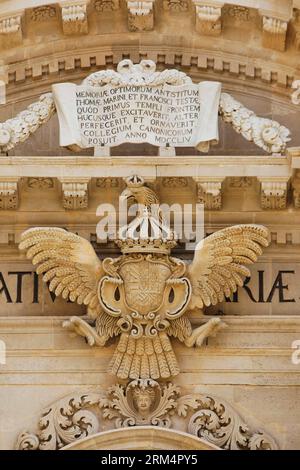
left=0, top=10, right=24, bottom=46
left=259, top=9, right=290, bottom=51
left=192, top=1, right=224, bottom=36
left=127, top=0, right=155, bottom=32
left=292, top=170, right=300, bottom=209
left=258, top=177, right=289, bottom=210
left=193, top=177, right=224, bottom=210
left=59, top=0, right=89, bottom=35
left=0, top=178, right=19, bottom=210
left=59, top=178, right=90, bottom=209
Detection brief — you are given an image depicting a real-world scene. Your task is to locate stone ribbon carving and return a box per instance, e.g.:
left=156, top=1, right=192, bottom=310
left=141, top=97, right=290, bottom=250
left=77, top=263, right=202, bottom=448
left=0, top=60, right=291, bottom=154
left=16, top=381, right=278, bottom=450
left=19, top=175, right=269, bottom=381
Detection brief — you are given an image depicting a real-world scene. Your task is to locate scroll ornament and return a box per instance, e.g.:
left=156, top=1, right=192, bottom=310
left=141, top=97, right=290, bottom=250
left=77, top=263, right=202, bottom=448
left=291, top=80, right=300, bottom=105
left=16, top=380, right=278, bottom=451
left=0, top=60, right=290, bottom=154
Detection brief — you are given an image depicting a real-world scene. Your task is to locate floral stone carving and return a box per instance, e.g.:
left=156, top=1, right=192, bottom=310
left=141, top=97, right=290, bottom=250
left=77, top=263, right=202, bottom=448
left=219, top=93, right=290, bottom=154
left=19, top=176, right=269, bottom=381
left=16, top=381, right=278, bottom=450
left=0, top=93, right=55, bottom=153
left=101, top=379, right=179, bottom=427
left=16, top=393, right=102, bottom=450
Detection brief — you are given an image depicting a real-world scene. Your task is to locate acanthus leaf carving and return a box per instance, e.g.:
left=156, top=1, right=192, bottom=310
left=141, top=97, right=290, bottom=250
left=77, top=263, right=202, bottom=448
left=31, top=6, right=57, bottom=22
left=27, top=177, right=54, bottom=190
left=16, top=393, right=102, bottom=450
left=187, top=395, right=278, bottom=450
left=96, top=177, right=120, bottom=188
left=162, top=177, right=188, bottom=188
left=223, top=5, right=249, bottom=21
left=94, top=0, right=119, bottom=11
left=16, top=383, right=278, bottom=451
left=101, top=379, right=180, bottom=427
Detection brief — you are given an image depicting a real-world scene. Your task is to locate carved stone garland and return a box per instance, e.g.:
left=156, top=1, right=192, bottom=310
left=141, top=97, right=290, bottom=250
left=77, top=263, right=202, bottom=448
left=219, top=93, right=290, bottom=154
left=16, top=380, right=278, bottom=451
left=0, top=60, right=291, bottom=155
left=0, top=93, right=55, bottom=153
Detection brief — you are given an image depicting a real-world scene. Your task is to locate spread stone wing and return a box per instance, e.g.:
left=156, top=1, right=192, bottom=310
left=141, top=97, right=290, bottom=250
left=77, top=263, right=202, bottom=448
left=187, top=224, right=269, bottom=310
left=19, top=227, right=104, bottom=319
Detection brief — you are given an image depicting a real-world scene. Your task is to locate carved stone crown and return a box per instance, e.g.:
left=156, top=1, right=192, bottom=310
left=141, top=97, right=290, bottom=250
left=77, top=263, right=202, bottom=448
left=115, top=211, right=177, bottom=255
left=125, top=174, right=144, bottom=188
left=115, top=174, right=177, bottom=254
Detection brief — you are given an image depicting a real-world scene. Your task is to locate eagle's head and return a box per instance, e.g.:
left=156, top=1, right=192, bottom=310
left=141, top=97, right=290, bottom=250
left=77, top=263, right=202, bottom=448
left=121, top=176, right=159, bottom=209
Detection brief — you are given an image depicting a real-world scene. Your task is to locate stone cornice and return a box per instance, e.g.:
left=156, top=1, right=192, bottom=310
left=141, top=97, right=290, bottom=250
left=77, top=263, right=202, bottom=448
left=3, top=47, right=298, bottom=98
left=0, top=155, right=290, bottom=177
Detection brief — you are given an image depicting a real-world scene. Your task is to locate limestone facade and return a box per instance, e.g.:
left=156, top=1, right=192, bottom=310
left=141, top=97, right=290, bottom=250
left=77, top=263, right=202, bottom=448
left=1, top=0, right=300, bottom=452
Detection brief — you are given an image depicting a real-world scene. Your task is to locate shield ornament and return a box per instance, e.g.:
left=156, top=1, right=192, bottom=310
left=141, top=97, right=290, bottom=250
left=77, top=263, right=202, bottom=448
left=119, top=259, right=171, bottom=315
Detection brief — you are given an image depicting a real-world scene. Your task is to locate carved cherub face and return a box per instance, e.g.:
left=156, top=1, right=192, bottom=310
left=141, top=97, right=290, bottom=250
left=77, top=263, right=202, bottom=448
left=132, top=388, right=156, bottom=416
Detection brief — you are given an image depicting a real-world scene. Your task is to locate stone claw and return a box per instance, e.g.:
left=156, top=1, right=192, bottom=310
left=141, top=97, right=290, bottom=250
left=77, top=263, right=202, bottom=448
left=62, top=316, right=106, bottom=347
left=184, top=317, right=227, bottom=348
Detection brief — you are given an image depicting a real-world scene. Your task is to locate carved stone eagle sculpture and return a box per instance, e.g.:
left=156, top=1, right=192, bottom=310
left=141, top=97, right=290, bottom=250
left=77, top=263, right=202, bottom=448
left=19, top=176, right=269, bottom=381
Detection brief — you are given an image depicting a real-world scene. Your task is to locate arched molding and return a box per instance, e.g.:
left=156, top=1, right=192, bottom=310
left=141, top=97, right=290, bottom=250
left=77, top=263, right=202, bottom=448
left=3, top=47, right=299, bottom=106
left=62, top=426, right=221, bottom=450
